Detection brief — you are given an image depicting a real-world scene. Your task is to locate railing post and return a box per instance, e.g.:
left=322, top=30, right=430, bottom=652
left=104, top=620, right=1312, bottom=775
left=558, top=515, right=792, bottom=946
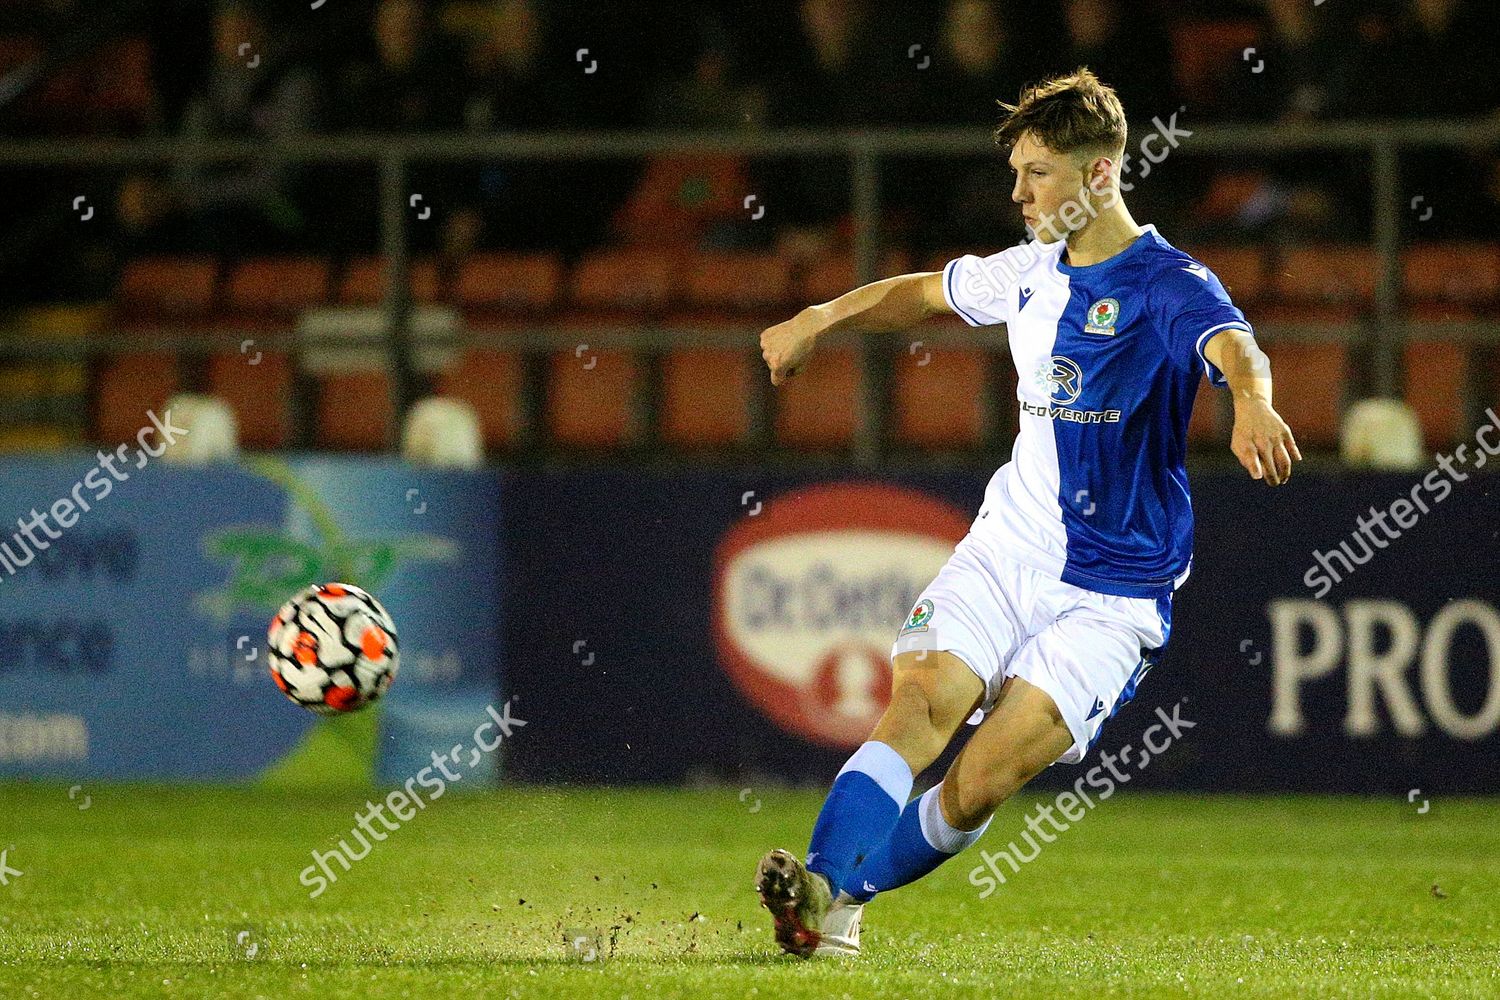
left=1371, top=140, right=1401, bottom=399
left=379, top=150, right=416, bottom=450
left=851, top=143, right=883, bottom=466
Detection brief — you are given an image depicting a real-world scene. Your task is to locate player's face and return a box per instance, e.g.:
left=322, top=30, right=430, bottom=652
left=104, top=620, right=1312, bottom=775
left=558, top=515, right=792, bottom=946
left=1009, top=133, right=1093, bottom=244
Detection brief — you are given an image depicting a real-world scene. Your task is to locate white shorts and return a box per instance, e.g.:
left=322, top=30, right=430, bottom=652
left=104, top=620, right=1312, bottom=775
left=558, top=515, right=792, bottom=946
left=890, top=532, right=1170, bottom=765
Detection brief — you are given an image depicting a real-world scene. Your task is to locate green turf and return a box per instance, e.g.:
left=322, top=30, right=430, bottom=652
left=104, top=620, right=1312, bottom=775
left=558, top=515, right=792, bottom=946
left=0, top=784, right=1495, bottom=998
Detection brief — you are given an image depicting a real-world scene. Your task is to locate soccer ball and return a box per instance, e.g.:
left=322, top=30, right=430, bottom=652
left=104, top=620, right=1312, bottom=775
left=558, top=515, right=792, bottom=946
left=267, top=583, right=399, bottom=714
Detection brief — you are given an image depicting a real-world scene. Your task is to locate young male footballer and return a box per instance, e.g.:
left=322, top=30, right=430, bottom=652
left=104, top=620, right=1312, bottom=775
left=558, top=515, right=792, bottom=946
left=753, top=69, right=1301, bottom=957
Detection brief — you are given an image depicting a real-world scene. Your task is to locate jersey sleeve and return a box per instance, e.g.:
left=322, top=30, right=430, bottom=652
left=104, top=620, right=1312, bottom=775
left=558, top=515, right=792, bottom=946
left=941, top=251, right=1018, bottom=327
left=1154, top=264, right=1252, bottom=388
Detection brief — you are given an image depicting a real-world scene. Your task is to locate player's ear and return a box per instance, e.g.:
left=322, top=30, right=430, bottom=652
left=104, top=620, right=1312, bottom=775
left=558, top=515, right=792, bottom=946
left=1086, top=154, right=1115, bottom=194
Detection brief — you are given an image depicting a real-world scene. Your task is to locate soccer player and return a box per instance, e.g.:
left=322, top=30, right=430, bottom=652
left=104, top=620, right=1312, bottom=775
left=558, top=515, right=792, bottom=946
left=753, top=69, right=1300, bottom=958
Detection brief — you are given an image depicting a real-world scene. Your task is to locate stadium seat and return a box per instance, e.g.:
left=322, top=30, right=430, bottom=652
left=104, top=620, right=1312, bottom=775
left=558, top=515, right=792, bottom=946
left=93, top=352, right=179, bottom=446
left=1402, top=243, right=1500, bottom=305
left=659, top=347, right=753, bottom=447
left=1171, top=21, right=1261, bottom=106
left=224, top=258, right=332, bottom=319
left=1188, top=375, right=1226, bottom=447
left=569, top=249, right=680, bottom=315
left=891, top=344, right=989, bottom=449
left=1403, top=340, right=1471, bottom=449
left=1259, top=342, right=1349, bottom=448
left=314, top=371, right=392, bottom=450
left=804, top=250, right=914, bottom=306
left=546, top=349, right=638, bottom=447
left=453, top=252, right=563, bottom=315
left=775, top=347, right=859, bottom=449
left=207, top=351, right=292, bottom=450
left=437, top=349, right=526, bottom=450
left=92, top=37, right=153, bottom=123
left=1185, top=245, right=1267, bottom=305
left=613, top=155, right=750, bottom=247
left=335, top=257, right=443, bottom=306
left=1273, top=246, right=1378, bottom=305
left=684, top=252, right=792, bottom=315
left=116, top=257, right=219, bottom=319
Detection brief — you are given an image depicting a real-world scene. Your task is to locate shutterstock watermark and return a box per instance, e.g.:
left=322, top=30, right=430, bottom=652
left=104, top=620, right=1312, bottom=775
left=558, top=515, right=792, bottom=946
left=967, top=699, right=1195, bottom=898
left=1303, top=407, right=1500, bottom=599
left=0, top=408, right=186, bottom=581
left=958, top=108, right=1194, bottom=312
left=298, top=698, right=526, bottom=898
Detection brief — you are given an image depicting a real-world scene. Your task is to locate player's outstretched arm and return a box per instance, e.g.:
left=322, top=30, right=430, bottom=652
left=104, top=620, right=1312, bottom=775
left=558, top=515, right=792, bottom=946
left=1204, top=329, right=1302, bottom=486
left=760, top=272, right=949, bottom=385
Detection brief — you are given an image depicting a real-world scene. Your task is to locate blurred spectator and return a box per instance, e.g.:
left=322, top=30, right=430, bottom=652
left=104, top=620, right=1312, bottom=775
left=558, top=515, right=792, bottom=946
left=1394, top=0, right=1500, bottom=116
left=169, top=1, right=318, bottom=252
left=1060, top=0, right=1172, bottom=121
left=1232, top=0, right=1343, bottom=123
left=333, top=0, right=464, bottom=132
left=910, top=0, right=1026, bottom=126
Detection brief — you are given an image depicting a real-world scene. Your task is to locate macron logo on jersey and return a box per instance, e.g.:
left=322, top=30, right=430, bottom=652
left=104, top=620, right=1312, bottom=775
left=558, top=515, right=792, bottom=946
left=1182, top=264, right=1209, bottom=281
left=1017, top=286, right=1035, bottom=312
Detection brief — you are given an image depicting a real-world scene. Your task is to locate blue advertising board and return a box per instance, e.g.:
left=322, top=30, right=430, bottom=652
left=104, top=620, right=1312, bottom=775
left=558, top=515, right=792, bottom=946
left=498, top=465, right=1500, bottom=793
left=0, top=455, right=502, bottom=785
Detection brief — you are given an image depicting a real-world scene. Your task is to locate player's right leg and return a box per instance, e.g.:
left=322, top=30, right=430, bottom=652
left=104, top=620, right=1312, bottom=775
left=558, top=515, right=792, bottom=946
left=755, top=649, right=981, bottom=957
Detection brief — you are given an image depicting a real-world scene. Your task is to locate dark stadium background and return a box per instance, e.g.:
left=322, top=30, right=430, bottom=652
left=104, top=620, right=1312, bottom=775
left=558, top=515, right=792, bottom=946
left=1, top=0, right=1497, bottom=825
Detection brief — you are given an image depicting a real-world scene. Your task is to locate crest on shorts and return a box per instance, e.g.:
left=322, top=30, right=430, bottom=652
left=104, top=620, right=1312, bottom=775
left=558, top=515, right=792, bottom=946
left=901, top=598, right=934, bottom=634
left=1084, top=297, right=1120, bottom=336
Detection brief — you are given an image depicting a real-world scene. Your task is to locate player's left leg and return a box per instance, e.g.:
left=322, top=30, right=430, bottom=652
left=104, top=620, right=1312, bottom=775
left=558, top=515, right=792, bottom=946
left=833, top=674, right=1071, bottom=905
left=840, top=600, right=1165, bottom=907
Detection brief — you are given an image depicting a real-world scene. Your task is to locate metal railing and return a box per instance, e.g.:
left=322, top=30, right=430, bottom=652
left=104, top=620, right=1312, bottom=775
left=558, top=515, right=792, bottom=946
left=1, top=116, right=1497, bottom=460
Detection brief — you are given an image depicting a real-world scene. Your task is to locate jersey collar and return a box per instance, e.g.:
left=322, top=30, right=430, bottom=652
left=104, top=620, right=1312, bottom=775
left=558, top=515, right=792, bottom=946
left=1055, top=224, right=1159, bottom=276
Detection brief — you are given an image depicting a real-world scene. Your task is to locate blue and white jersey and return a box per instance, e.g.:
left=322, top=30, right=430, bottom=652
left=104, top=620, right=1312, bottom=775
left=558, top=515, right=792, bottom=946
left=943, top=225, right=1249, bottom=599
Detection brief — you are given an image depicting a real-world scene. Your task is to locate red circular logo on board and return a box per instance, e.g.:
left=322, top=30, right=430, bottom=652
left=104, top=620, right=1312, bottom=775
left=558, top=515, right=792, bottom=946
left=712, top=482, right=971, bottom=748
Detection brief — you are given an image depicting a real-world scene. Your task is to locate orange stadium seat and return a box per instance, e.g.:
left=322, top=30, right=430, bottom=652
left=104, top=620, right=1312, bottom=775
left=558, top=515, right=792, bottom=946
left=659, top=347, right=754, bottom=447
left=314, top=371, right=392, bottom=450
left=1403, top=340, right=1471, bottom=450
left=1273, top=246, right=1378, bottom=305
left=223, top=258, right=331, bottom=318
left=1171, top=21, right=1261, bottom=106
left=116, top=257, right=219, bottom=319
left=1185, top=245, right=1267, bottom=305
left=1403, top=243, right=1500, bottom=305
left=891, top=343, right=989, bottom=449
left=684, top=252, right=792, bottom=314
left=1188, top=375, right=1226, bottom=447
left=546, top=349, right=638, bottom=447
left=804, top=250, right=913, bottom=306
left=92, top=37, right=153, bottom=122
left=438, top=349, right=526, bottom=450
left=335, top=257, right=443, bottom=306
left=94, top=352, right=179, bottom=446
left=453, top=252, right=563, bottom=315
left=569, top=249, right=679, bottom=315
left=1259, top=342, right=1348, bottom=448
left=775, top=347, right=859, bottom=449
left=207, top=351, right=292, bottom=450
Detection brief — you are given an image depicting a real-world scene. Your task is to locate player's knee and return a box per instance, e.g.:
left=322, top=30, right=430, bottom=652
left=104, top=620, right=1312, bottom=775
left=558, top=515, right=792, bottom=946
left=877, top=679, right=954, bottom=762
left=889, top=651, right=981, bottom=732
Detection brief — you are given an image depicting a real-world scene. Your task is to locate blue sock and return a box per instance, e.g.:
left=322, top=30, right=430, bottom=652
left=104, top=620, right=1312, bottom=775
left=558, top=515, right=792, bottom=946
left=805, top=741, right=913, bottom=894
left=840, top=782, right=989, bottom=902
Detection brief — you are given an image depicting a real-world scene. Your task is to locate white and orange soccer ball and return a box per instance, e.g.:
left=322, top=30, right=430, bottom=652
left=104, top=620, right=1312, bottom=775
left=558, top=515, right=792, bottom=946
left=267, top=583, right=399, bottom=714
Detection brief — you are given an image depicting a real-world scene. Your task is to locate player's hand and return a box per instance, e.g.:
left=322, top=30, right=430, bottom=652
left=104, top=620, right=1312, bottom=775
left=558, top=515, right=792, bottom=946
left=1230, top=398, right=1302, bottom=486
left=760, top=312, right=820, bottom=386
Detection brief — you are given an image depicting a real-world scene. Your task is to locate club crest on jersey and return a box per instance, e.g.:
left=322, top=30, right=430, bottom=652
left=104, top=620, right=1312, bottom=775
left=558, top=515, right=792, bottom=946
left=901, top=599, right=934, bottom=635
left=1035, top=356, right=1084, bottom=405
left=1084, top=297, right=1121, bottom=336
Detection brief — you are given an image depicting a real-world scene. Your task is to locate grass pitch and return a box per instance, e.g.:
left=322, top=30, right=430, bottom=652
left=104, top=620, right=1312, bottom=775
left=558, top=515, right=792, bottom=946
left=0, top=784, right=1496, bottom=998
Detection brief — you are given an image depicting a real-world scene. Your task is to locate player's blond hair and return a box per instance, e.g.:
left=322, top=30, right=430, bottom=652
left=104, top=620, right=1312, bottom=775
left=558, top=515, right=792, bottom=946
left=994, top=68, right=1127, bottom=163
